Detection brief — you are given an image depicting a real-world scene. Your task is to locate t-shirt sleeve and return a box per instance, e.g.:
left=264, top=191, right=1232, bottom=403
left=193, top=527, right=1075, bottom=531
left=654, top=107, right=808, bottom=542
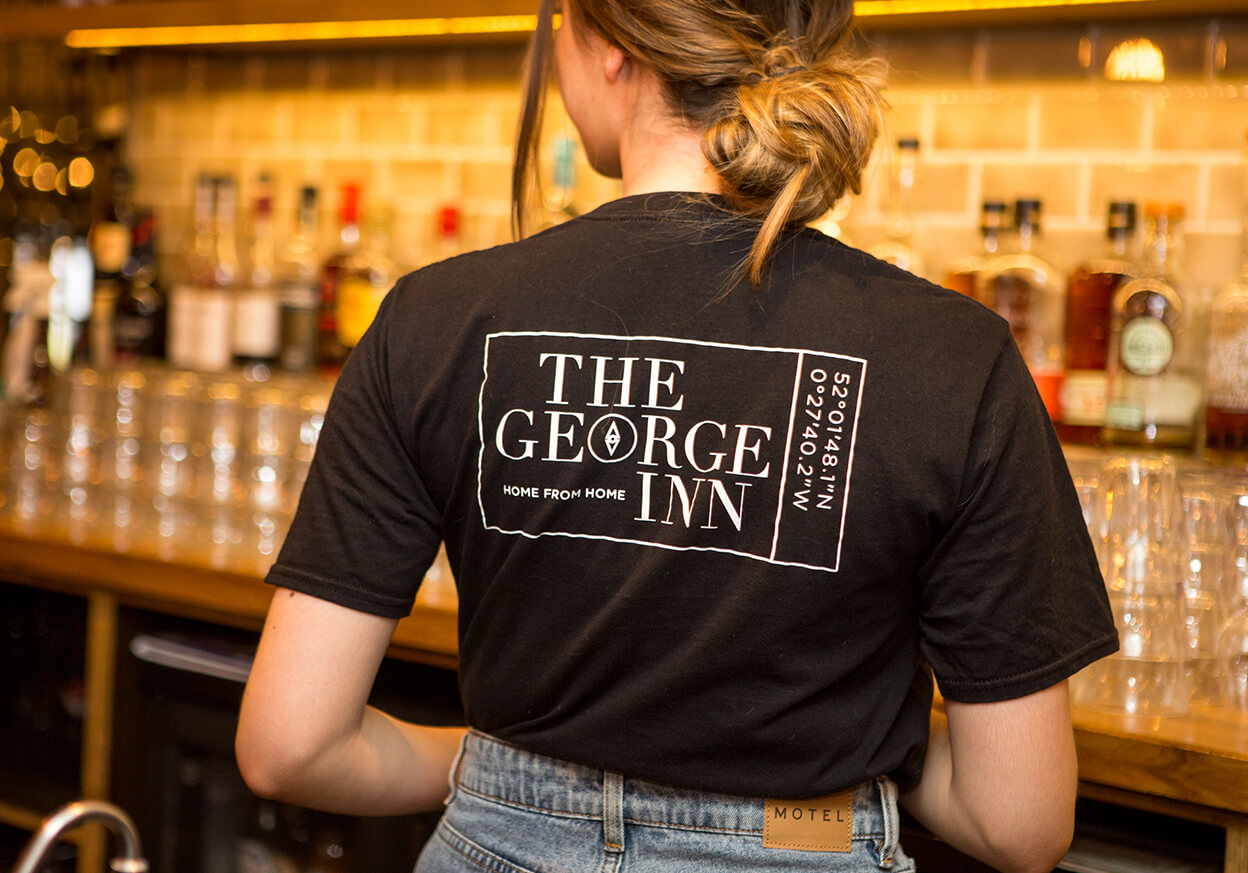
left=917, top=337, right=1119, bottom=703
left=265, top=291, right=442, bottom=618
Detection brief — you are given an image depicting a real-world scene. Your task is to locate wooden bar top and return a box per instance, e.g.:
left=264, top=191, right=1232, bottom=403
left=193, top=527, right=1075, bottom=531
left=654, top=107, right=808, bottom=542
left=3, top=520, right=1247, bottom=826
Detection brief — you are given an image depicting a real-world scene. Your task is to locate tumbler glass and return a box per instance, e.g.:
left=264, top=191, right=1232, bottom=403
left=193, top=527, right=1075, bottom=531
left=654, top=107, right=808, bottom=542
left=1221, top=477, right=1248, bottom=711
left=53, top=368, right=104, bottom=544
left=1070, top=454, right=1189, bottom=716
left=1178, top=467, right=1233, bottom=706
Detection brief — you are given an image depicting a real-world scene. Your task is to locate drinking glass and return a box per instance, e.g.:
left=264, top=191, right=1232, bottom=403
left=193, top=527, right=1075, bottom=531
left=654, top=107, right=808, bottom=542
left=1178, top=467, right=1233, bottom=706
left=1220, top=476, right=1248, bottom=711
left=52, top=368, right=104, bottom=544
left=1070, top=453, right=1189, bottom=716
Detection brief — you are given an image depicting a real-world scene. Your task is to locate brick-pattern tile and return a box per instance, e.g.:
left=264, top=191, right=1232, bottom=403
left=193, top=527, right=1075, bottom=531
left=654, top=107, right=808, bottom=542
left=1208, top=162, right=1248, bottom=226
left=1154, top=89, right=1248, bottom=151
left=1087, top=163, right=1202, bottom=217
left=981, top=163, right=1082, bottom=219
left=1187, top=233, right=1242, bottom=292
left=1038, top=89, right=1149, bottom=151
left=931, top=96, right=1031, bottom=151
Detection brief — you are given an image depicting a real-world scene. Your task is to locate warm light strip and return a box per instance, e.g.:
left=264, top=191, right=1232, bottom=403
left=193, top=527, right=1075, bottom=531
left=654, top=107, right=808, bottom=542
left=62, top=0, right=1164, bottom=49
left=65, top=15, right=540, bottom=49
left=855, top=0, right=1163, bottom=15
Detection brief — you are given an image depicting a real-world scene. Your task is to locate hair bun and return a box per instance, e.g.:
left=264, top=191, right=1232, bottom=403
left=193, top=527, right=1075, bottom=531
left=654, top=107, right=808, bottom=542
left=705, top=55, right=885, bottom=225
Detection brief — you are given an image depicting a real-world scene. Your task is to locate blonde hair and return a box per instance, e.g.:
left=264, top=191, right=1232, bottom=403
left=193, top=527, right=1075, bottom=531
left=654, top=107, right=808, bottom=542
left=513, top=0, right=886, bottom=288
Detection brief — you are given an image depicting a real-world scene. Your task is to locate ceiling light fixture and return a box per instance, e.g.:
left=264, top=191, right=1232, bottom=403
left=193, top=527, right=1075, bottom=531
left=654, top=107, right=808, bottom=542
left=66, top=15, right=540, bottom=49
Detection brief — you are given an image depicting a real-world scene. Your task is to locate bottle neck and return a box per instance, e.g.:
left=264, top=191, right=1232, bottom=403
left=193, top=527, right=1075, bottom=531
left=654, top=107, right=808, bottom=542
left=1142, top=219, right=1181, bottom=278
left=1016, top=221, right=1038, bottom=254
left=339, top=218, right=360, bottom=251
left=981, top=228, right=1000, bottom=256
left=888, top=147, right=918, bottom=239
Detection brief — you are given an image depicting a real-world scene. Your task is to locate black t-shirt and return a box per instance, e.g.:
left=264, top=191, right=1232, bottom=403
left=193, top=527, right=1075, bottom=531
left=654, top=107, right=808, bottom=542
left=268, top=192, right=1118, bottom=798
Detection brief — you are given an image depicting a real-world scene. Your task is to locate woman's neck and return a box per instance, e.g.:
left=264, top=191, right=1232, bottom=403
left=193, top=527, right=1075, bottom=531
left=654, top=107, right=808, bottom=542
left=617, top=81, right=721, bottom=197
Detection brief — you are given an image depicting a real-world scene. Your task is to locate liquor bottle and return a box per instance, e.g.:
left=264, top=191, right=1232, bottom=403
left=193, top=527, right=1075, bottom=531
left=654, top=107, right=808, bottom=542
left=317, top=184, right=360, bottom=372
left=168, top=174, right=236, bottom=373
left=942, top=200, right=1007, bottom=299
left=204, top=175, right=241, bottom=372
left=868, top=137, right=925, bottom=278
left=167, top=176, right=214, bottom=370
left=113, top=209, right=166, bottom=366
left=1204, top=153, right=1248, bottom=462
left=977, top=199, right=1066, bottom=421
left=335, top=201, right=396, bottom=351
left=1058, top=201, right=1139, bottom=445
left=47, top=234, right=94, bottom=373
left=87, top=166, right=135, bottom=370
left=1, top=232, right=54, bottom=405
left=1103, top=202, right=1203, bottom=449
left=277, top=185, right=321, bottom=373
left=234, top=173, right=281, bottom=376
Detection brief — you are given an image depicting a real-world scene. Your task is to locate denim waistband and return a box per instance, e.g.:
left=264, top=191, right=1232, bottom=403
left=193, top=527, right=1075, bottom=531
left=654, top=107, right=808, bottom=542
left=449, top=729, right=900, bottom=845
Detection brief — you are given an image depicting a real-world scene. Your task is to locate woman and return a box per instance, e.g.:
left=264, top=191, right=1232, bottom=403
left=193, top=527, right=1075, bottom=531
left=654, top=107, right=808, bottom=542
left=236, top=2, right=1118, bottom=871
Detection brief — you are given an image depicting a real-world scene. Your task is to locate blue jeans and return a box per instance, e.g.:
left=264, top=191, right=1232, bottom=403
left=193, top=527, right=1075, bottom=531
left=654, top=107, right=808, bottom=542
left=414, top=730, right=913, bottom=873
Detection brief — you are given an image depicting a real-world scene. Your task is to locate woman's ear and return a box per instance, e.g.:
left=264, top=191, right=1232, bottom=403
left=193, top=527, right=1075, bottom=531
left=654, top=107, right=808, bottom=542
left=602, top=43, right=630, bottom=83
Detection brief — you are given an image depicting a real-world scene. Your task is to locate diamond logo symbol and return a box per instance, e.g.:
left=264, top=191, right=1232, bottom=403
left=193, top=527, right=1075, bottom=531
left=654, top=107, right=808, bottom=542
left=604, top=421, right=621, bottom=456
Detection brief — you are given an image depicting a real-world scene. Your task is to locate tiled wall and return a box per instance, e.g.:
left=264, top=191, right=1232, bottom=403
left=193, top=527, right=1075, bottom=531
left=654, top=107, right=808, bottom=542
left=125, top=15, right=1248, bottom=299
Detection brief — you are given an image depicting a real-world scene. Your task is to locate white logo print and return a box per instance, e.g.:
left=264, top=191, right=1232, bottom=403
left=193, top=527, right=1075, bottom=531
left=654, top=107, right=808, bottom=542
left=478, top=332, right=867, bottom=573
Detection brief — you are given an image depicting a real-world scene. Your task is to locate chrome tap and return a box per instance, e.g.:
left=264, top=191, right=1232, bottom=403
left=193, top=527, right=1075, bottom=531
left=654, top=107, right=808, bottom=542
left=12, top=800, right=149, bottom=873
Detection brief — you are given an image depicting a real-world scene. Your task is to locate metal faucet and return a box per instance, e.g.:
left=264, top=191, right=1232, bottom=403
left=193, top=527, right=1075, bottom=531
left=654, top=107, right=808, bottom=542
left=12, top=800, right=149, bottom=873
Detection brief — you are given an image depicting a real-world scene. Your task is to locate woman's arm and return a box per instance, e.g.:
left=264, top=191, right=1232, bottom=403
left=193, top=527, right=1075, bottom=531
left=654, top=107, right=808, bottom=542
left=236, top=588, right=466, bottom=815
left=900, top=682, right=1078, bottom=873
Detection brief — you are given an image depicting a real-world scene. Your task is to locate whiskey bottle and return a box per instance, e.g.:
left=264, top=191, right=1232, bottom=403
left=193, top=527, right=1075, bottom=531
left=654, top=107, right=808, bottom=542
left=1058, top=201, right=1139, bottom=445
left=277, top=185, right=321, bottom=374
left=868, top=137, right=926, bottom=279
left=167, top=174, right=214, bottom=371
left=233, top=173, right=281, bottom=376
left=978, top=199, right=1065, bottom=421
left=168, top=174, right=236, bottom=373
left=943, top=200, right=1007, bottom=299
left=87, top=166, right=135, bottom=371
left=112, top=208, right=166, bottom=365
left=1205, top=158, right=1248, bottom=462
left=317, top=184, right=360, bottom=373
left=335, top=201, right=396, bottom=351
left=1103, top=203, right=1202, bottom=449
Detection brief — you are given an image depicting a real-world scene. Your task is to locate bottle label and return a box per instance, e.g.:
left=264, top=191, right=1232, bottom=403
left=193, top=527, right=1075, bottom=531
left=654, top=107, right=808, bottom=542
left=336, top=277, right=386, bottom=348
left=92, top=221, right=131, bottom=274
left=1120, top=316, right=1173, bottom=376
left=169, top=285, right=233, bottom=372
left=167, top=285, right=202, bottom=370
left=1207, top=330, right=1248, bottom=413
left=234, top=286, right=281, bottom=358
left=1105, top=399, right=1144, bottom=431
left=198, top=293, right=235, bottom=372
left=279, top=281, right=319, bottom=310
left=1061, top=370, right=1108, bottom=426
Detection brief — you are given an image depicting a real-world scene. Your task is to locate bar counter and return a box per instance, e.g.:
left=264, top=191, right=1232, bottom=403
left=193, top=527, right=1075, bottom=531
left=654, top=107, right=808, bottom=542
left=2, top=521, right=1247, bottom=871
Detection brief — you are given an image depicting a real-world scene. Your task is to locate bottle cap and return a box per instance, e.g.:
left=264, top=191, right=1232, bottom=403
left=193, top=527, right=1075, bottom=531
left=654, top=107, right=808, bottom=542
left=1014, top=198, right=1042, bottom=230
left=439, top=205, right=460, bottom=239
left=340, top=184, right=361, bottom=224
left=980, top=200, right=1008, bottom=233
left=1107, top=200, right=1137, bottom=235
